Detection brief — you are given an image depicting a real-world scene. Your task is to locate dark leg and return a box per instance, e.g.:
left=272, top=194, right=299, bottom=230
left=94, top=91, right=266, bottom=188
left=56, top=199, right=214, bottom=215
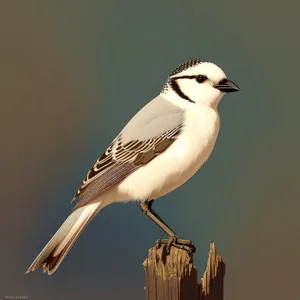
left=140, top=199, right=195, bottom=254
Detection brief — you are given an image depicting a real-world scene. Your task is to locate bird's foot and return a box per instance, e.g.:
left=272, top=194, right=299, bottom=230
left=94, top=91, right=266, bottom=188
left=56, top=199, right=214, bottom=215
left=156, top=236, right=196, bottom=255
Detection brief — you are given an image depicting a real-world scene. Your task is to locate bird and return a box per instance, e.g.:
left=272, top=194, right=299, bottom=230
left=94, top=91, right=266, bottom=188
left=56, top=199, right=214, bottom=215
left=26, top=59, right=240, bottom=275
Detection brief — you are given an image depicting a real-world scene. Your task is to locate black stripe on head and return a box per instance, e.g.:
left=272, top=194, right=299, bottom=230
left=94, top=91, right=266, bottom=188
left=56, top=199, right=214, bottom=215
left=170, top=79, right=195, bottom=103
left=172, top=75, right=198, bottom=80
left=170, top=59, right=208, bottom=76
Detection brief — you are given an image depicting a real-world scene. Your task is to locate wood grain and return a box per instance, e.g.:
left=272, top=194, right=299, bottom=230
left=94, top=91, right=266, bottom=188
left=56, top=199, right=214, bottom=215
left=143, top=243, right=225, bottom=300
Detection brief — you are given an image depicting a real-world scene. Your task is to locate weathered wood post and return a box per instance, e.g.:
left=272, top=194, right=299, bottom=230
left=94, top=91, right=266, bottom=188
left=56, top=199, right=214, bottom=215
left=143, top=243, right=225, bottom=300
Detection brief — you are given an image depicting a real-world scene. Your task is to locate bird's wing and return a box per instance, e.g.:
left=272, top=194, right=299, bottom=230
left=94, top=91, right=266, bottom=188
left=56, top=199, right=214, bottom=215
left=72, top=96, right=184, bottom=209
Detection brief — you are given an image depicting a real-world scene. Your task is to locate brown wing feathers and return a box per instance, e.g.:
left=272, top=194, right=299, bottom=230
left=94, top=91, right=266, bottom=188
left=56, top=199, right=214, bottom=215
left=72, top=124, right=183, bottom=208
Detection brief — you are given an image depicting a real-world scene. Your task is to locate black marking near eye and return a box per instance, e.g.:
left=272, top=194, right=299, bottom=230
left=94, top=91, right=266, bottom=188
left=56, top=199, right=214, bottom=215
left=161, top=60, right=209, bottom=94
left=170, top=79, right=195, bottom=103
left=172, top=75, right=207, bottom=82
left=172, top=75, right=197, bottom=80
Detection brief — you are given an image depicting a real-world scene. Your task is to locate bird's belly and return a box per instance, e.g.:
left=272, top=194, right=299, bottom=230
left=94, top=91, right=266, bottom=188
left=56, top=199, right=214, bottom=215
left=117, top=107, right=220, bottom=201
left=149, top=134, right=216, bottom=199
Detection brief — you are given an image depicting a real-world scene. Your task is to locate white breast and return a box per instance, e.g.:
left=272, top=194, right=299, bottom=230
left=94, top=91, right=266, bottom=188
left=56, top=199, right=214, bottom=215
left=116, top=105, right=220, bottom=202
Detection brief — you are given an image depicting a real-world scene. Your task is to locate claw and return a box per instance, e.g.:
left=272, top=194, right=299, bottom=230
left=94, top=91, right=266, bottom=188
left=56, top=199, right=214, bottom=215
left=155, top=239, right=162, bottom=249
left=156, top=236, right=196, bottom=254
left=166, top=236, right=177, bottom=254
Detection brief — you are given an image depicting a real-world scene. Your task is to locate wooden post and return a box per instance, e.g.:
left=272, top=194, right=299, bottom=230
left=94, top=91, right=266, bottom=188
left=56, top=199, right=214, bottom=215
left=143, top=243, right=225, bottom=300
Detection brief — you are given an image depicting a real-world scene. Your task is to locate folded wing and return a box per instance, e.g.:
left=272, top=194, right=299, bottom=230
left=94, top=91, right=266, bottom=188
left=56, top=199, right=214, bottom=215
left=72, top=96, right=185, bottom=209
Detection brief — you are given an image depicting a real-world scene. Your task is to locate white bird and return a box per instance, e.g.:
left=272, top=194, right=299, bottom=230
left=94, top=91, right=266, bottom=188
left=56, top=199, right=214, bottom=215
left=26, top=59, right=239, bottom=275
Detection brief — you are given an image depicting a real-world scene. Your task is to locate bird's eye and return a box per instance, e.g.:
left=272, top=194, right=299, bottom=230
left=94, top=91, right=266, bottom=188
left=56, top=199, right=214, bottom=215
left=195, top=75, right=207, bottom=83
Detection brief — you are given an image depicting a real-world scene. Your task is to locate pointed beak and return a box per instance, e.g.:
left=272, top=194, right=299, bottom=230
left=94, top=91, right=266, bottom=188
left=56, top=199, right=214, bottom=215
left=215, top=79, right=240, bottom=93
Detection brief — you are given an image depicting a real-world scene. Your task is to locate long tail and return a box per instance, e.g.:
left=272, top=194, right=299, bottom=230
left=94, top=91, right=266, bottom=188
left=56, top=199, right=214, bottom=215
left=25, top=202, right=101, bottom=275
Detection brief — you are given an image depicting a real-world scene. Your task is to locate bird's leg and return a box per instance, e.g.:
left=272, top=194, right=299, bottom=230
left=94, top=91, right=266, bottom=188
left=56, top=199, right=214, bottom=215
left=140, top=199, right=195, bottom=254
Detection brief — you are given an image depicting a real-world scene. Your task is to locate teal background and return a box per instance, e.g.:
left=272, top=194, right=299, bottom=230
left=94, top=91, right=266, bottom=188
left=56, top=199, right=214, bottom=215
left=1, top=1, right=299, bottom=299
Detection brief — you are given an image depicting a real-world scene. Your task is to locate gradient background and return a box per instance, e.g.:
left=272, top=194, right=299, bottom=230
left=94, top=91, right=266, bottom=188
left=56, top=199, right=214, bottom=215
left=1, top=1, right=299, bottom=299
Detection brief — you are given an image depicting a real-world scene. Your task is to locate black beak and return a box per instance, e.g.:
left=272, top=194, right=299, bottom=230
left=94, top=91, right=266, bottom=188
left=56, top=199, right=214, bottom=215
left=215, top=79, right=240, bottom=93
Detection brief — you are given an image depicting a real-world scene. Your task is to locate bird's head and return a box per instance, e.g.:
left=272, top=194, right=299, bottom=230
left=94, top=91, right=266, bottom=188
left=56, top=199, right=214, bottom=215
left=161, top=60, right=240, bottom=109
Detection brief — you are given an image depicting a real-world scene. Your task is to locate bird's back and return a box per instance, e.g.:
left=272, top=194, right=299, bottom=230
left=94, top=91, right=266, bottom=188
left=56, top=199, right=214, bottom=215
left=121, top=95, right=184, bottom=143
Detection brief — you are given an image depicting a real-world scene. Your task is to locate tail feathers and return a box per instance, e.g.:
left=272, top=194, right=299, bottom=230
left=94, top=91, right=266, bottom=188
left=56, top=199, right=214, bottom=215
left=26, top=202, right=100, bottom=275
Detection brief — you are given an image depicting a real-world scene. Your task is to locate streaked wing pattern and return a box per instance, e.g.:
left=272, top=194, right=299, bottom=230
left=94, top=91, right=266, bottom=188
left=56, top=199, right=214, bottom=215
left=72, top=124, right=183, bottom=209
